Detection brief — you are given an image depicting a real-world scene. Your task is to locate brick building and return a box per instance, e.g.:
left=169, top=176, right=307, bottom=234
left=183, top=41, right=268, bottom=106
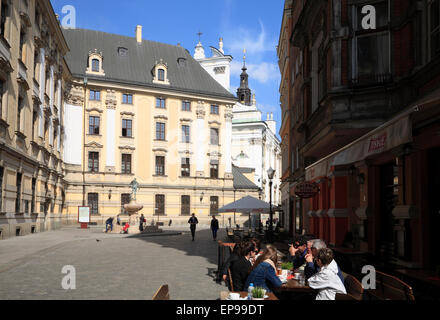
left=278, top=0, right=440, bottom=273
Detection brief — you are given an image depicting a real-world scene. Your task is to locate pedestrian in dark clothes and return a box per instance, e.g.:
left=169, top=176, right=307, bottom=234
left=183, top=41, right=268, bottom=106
left=211, top=215, right=219, bottom=241
left=188, top=213, right=199, bottom=241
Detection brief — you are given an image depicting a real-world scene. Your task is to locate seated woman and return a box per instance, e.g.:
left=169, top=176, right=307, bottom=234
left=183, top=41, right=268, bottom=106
left=229, top=241, right=256, bottom=292
left=243, top=245, right=283, bottom=293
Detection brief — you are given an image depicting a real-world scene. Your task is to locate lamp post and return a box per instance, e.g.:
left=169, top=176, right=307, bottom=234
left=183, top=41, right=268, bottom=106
left=267, top=167, right=275, bottom=243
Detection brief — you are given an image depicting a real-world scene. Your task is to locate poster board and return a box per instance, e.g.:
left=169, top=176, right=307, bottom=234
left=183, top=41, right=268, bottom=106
left=78, top=206, right=90, bottom=223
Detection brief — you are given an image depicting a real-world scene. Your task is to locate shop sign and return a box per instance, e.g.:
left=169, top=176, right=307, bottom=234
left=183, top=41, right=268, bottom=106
left=295, top=182, right=320, bottom=199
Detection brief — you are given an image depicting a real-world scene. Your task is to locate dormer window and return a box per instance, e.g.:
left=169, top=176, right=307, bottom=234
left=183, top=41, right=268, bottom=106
left=152, top=59, right=170, bottom=85
left=92, top=59, right=100, bottom=72
left=158, top=69, right=165, bottom=81
left=86, top=49, right=105, bottom=76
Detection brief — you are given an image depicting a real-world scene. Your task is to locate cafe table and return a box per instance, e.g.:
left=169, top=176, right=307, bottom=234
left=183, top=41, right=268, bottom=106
left=220, top=291, right=279, bottom=301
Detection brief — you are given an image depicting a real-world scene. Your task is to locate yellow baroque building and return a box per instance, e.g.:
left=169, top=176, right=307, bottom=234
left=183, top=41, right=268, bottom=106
left=62, top=27, right=260, bottom=228
left=0, top=0, right=70, bottom=239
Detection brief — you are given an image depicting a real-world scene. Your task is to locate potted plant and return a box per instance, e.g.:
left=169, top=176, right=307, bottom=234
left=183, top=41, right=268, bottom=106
left=251, top=287, right=266, bottom=300
left=281, top=262, right=293, bottom=270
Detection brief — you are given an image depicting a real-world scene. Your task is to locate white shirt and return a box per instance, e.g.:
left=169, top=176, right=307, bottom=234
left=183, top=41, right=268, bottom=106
left=307, top=260, right=347, bottom=300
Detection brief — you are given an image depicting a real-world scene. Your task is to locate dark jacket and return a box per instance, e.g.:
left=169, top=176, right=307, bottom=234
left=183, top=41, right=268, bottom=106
left=289, top=249, right=307, bottom=269
left=211, top=218, right=219, bottom=230
left=106, top=218, right=114, bottom=224
left=230, top=256, right=252, bottom=292
left=221, top=253, right=240, bottom=277
left=244, top=262, right=283, bottom=293
left=188, top=216, right=198, bottom=228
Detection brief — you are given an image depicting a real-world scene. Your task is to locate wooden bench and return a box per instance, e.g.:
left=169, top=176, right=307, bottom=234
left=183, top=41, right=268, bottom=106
left=336, top=272, right=364, bottom=300
left=366, top=270, right=415, bottom=300
left=152, top=284, right=170, bottom=300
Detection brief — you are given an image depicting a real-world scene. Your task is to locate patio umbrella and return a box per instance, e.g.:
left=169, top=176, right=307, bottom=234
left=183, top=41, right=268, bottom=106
left=219, top=196, right=271, bottom=230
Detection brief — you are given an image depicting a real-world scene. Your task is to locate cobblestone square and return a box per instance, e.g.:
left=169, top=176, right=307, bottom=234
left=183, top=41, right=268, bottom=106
left=0, top=226, right=227, bottom=300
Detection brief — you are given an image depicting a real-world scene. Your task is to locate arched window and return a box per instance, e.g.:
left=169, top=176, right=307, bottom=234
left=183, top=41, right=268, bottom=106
left=158, top=69, right=165, bottom=81
left=92, top=59, right=100, bottom=72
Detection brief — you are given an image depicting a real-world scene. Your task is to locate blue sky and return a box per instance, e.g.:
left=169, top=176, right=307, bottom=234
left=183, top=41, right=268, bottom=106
left=51, top=0, right=284, bottom=134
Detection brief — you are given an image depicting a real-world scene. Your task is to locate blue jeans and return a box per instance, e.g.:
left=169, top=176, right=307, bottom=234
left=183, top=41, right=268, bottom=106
left=212, top=229, right=218, bottom=240
left=106, top=223, right=113, bottom=232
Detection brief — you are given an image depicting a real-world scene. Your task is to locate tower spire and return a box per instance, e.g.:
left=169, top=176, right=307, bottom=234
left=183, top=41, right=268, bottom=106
left=237, top=48, right=252, bottom=106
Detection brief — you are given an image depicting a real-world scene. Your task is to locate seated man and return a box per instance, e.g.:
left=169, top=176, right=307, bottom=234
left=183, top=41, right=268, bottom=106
left=307, top=248, right=347, bottom=300
left=230, top=241, right=256, bottom=292
left=304, top=239, right=344, bottom=284
left=288, top=236, right=309, bottom=269
left=105, top=217, right=114, bottom=233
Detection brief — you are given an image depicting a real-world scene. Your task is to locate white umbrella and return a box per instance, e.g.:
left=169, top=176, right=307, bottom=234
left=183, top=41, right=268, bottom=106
left=219, top=196, right=271, bottom=231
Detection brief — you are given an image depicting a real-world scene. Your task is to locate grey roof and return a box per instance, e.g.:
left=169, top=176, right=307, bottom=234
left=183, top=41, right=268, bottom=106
left=62, top=28, right=237, bottom=100
left=219, top=196, right=270, bottom=213
left=232, top=166, right=259, bottom=190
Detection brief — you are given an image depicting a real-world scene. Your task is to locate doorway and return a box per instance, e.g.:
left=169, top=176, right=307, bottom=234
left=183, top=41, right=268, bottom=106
left=428, top=148, right=440, bottom=269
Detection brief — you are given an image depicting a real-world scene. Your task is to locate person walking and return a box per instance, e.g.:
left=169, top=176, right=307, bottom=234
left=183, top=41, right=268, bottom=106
left=116, top=215, right=121, bottom=226
left=188, top=213, right=199, bottom=241
left=139, top=214, right=145, bottom=232
left=211, top=215, right=219, bottom=241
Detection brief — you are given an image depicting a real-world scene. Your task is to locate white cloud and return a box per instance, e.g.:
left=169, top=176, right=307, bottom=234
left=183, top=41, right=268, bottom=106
left=226, top=20, right=277, bottom=56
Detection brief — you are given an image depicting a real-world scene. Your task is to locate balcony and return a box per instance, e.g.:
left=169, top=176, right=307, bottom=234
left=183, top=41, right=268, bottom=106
left=350, top=73, right=393, bottom=87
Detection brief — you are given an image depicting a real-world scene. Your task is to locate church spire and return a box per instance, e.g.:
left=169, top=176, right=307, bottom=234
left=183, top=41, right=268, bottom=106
left=237, top=48, right=252, bottom=105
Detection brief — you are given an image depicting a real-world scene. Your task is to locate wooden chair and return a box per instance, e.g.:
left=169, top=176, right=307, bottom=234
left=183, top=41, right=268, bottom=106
left=336, top=272, right=364, bottom=300
left=152, top=284, right=170, bottom=300
left=227, top=268, right=234, bottom=292
left=367, top=270, right=415, bottom=301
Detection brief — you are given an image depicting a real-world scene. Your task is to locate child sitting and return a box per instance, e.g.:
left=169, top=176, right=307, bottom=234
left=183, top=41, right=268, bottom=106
left=307, top=248, right=347, bottom=300
left=120, top=223, right=130, bottom=234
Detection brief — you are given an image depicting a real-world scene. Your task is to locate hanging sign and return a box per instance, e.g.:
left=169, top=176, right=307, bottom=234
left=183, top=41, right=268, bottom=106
left=295, top=182, right=320, bottom=199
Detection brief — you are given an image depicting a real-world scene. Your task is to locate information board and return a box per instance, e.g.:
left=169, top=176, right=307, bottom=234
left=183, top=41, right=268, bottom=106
left=78, top=206, right=90, bottom=223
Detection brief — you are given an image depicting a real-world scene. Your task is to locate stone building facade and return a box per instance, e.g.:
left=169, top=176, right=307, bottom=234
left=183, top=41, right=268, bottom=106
left=0, top=0, right=69, bottom=239
left=279, top=0, right=440, bottom=271
left=61, top=27, right=259, bottom=228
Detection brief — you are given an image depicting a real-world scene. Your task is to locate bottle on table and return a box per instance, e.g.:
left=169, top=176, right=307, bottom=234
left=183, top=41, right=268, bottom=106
left=248, top=283, right=254, bottom=300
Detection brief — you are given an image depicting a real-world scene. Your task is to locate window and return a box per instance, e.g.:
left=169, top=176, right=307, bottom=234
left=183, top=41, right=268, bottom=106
left=121, top=154, right=132, bottom=174
left=31, top=178, right=36, bottom=214
left=122, top=94, right=133, bottom=104
left=0, top=167, right=3, bottom=211
left=156, top=122, right=165, bottom=140
left=88, top=193, right=99, bottom=215
left=92, top=59, right=100, bottom=72
left=90, top=90, right=101, bottom=101
left=181, top=195, right=190, bottom=216
left=158, top=69, right=165, bottom=81
left=17, top=97, right=24, bottom=131
left=211, top=104, right=219, bottom=115
left=89, top=116, right=100, bottom=135
left=210, top=196, right=219, bottom=216
left=16, top=172, right=22, bottom=213
left=122, top=119, right=132, bottom=137
left=182, top=125, right=190, bottom=143
left=353, top=1, right=391, bottom=84
left=210, top=161, right=219, bottom=179
left=181, top=158, right=190, bottom=177
left=155, top=194, right=165, bottom=215
left=19, top=27, right=26, bottom=60
left=88, top=152, right=99, bottom=172
left=1, top=0, right=10, bottom=38
left=430, top=0, right=440, bottom=58
left=155, top=156, right=165, bottom=176
left=182, top=101, right=191, bottom=111
left=156, top=97, right=166, bottom=109
left=0, top=79, right=4, bottom=116
left=121, top=193, right=131, bottom=214
left=210, top=128, right=219, bottom=145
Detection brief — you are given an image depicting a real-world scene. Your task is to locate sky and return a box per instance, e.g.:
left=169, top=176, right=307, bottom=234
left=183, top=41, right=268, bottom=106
left=50, top=0, right=285, bottom=135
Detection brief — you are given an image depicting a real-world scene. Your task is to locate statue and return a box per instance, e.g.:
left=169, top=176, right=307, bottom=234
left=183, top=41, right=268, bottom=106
left=129, top=178, right=139, bottom=201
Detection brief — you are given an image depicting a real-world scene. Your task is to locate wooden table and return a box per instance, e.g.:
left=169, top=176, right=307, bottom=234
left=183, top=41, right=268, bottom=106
left=220, top=291, right=278, bottom=301
left=280, top=279, right=314, bottom=292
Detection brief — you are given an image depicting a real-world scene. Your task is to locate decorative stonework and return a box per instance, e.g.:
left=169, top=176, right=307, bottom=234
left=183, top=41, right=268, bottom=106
left=225, top=104, right=234, bottom=121
left=86, top=107, right=103, bottom=114
left=86, top=49, right=105, bottom=76
left=119, top=146, right=136, bottom=151
left=152, top=59, right=170, bottom=85
left=105, top=90, right=117, bottom=109
left=196, top=101, right=206, bottom=119
left=65, top=83, right=84, bottom=106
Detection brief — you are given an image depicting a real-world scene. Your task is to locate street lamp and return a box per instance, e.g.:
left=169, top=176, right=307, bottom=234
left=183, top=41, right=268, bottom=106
left=267, top=167, right=275, bottom=243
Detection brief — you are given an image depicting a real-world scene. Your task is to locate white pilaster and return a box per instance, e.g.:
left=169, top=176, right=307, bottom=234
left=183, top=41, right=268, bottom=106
left=224, top=105, right=233, bottom=176
left=49, top=65, right=54, bottom=146
left=38, top=48, right=45, bottom=138
left=106, top=108, right=116, bottom=167
left=57, top=79, right=62, bottom=152
left=195, top=102, right=206, bottom=175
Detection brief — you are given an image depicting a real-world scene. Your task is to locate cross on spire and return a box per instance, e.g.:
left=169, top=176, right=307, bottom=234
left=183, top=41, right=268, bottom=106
left=197, top=31, right=203, bottom=43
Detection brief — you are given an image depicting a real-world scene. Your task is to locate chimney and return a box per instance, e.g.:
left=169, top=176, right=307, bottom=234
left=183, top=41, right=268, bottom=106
left=136, top=25, right=142, bottom=43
